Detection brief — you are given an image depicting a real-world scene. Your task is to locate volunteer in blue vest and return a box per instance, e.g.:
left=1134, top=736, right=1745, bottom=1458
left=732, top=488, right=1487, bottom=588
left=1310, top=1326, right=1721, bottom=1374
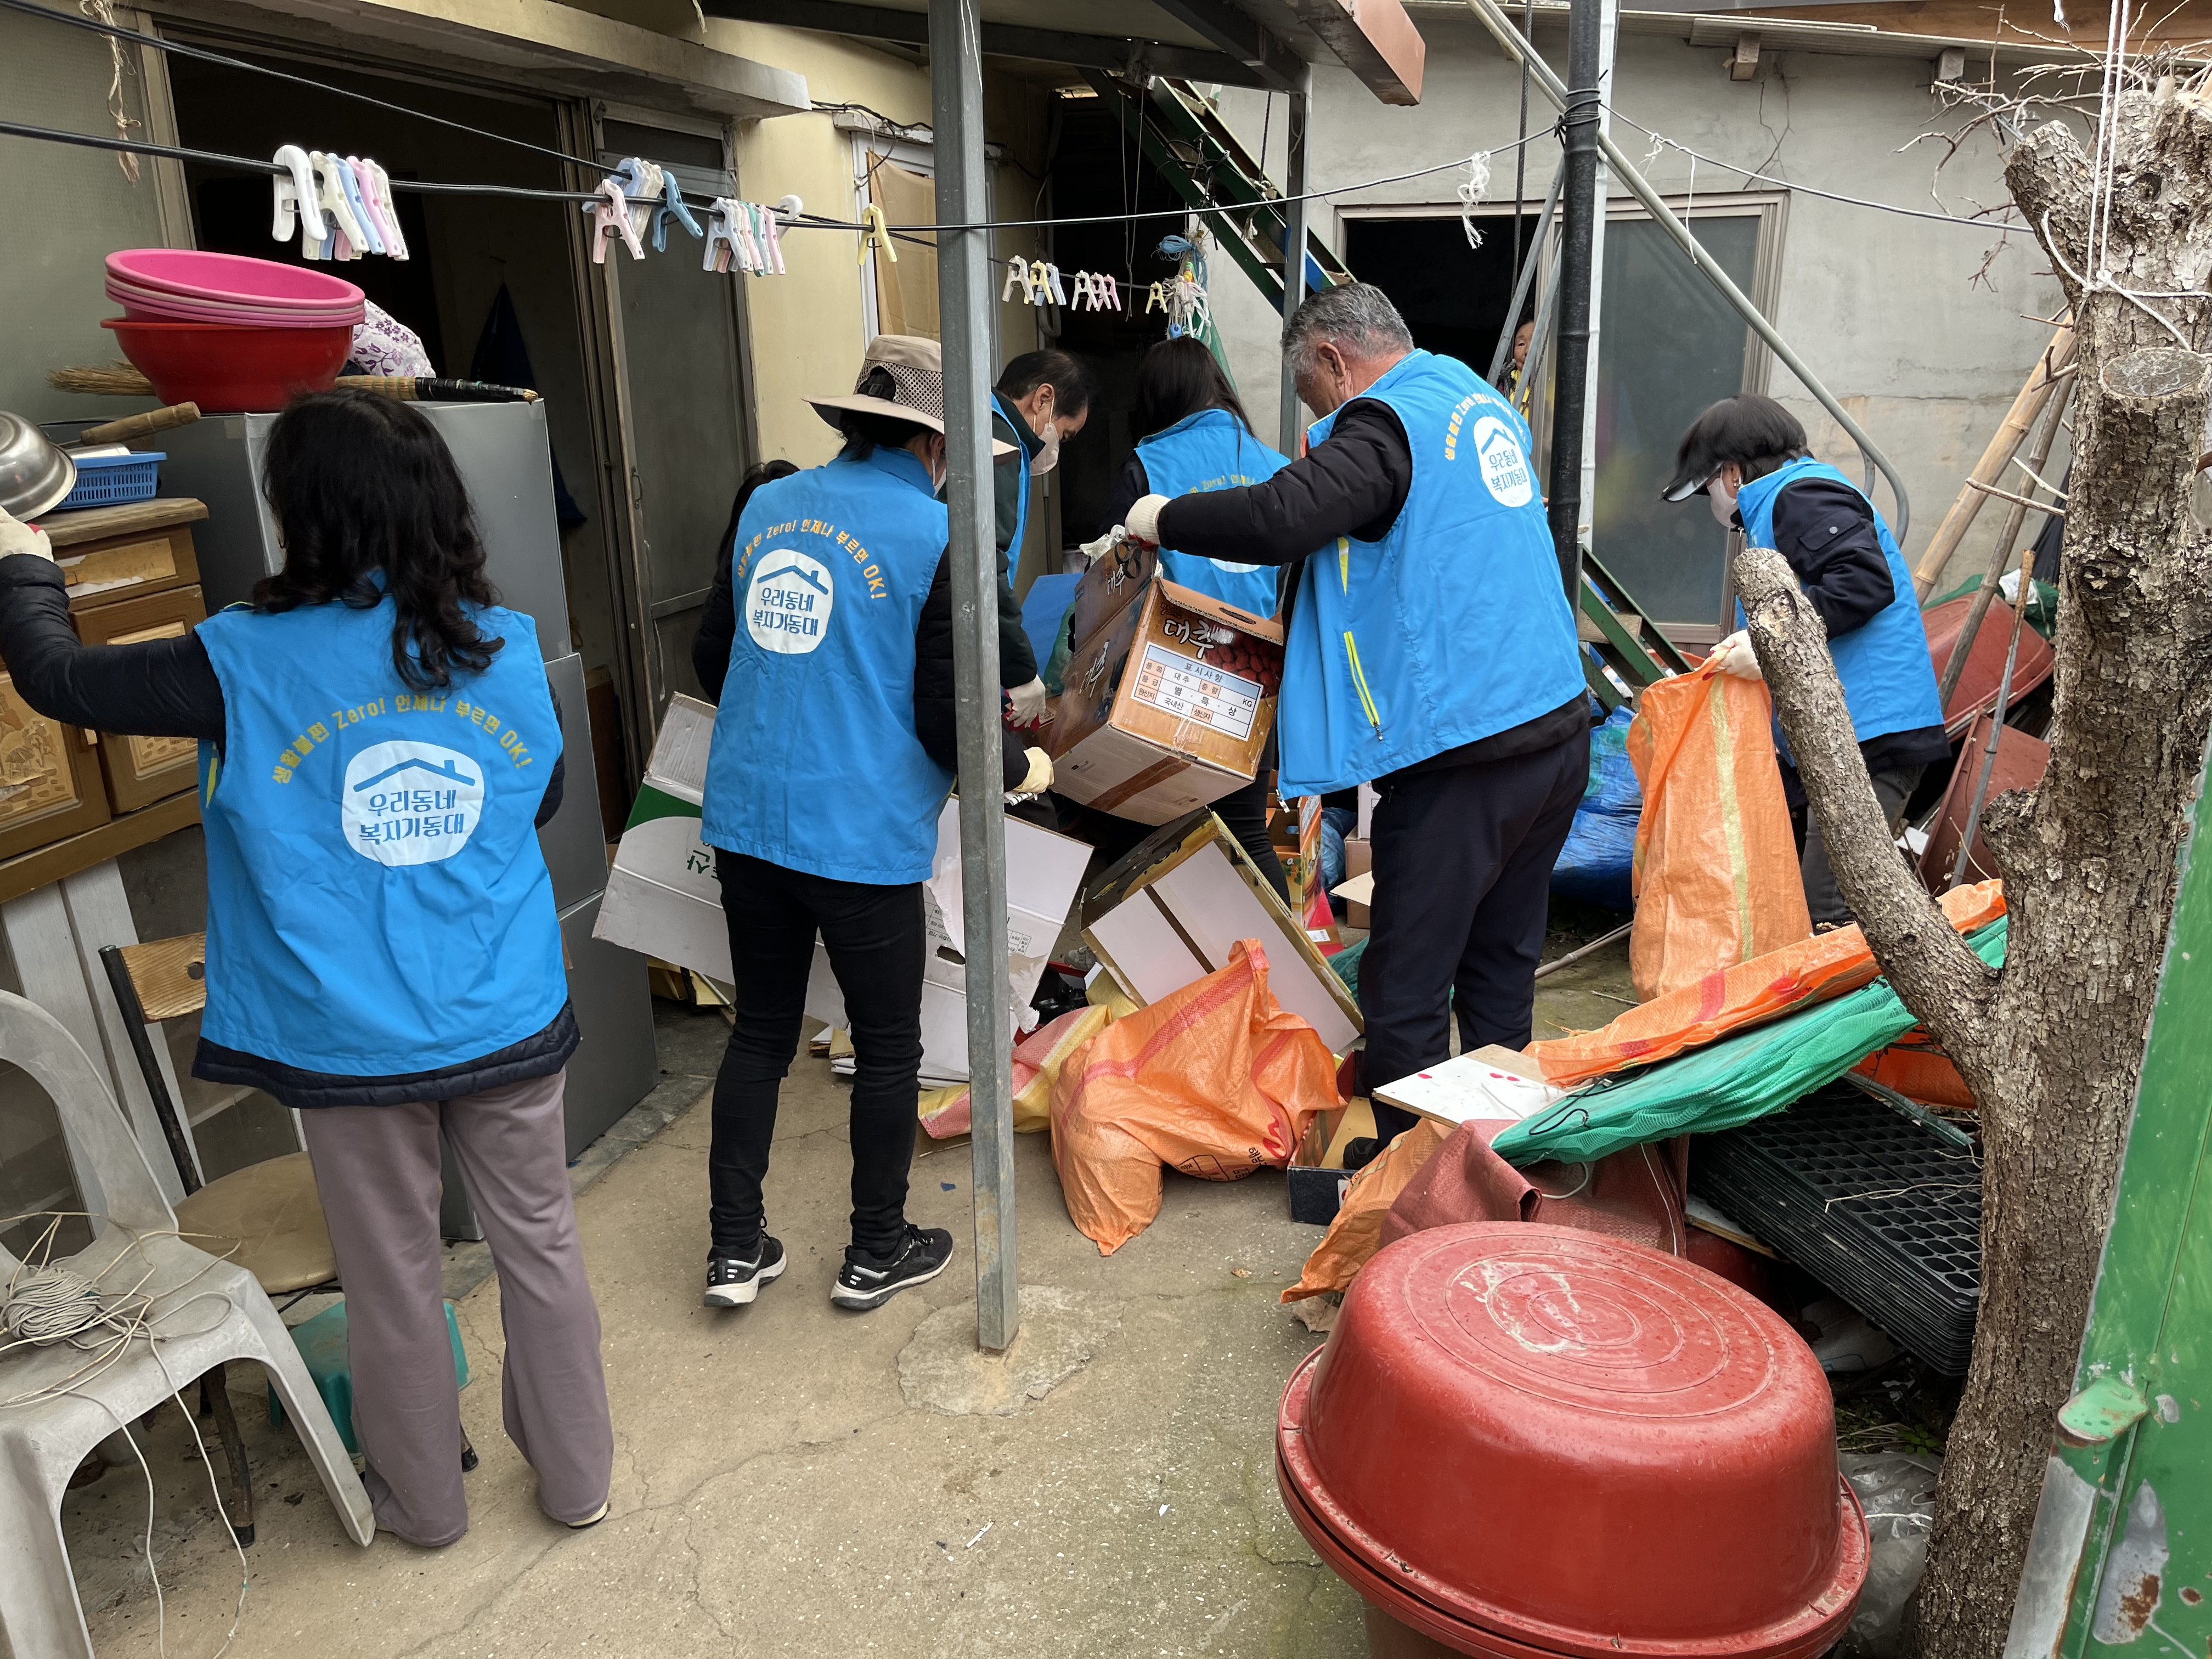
left=0, top=391, right=611, bottom=1548
left=1120, top=285, right=1590, bottom=1154
left=693, top=335, right=1043, bottom=1312
left=1103, top=335, right=1295, bottom=903
left=992, top=351, right=1096, bottom=728
left=1661, top=394, right=1949, bottom=927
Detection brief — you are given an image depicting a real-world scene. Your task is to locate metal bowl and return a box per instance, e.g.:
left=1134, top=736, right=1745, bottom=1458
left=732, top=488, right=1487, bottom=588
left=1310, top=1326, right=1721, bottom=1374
left=0, top=411, right=77, bottom=521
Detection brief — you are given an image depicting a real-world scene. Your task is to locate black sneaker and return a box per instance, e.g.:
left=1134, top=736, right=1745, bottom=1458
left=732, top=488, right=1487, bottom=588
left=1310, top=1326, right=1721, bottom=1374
left=704, top=1237, right=786, bottom=1308
left=830, top=1225, right=953, bottom=1311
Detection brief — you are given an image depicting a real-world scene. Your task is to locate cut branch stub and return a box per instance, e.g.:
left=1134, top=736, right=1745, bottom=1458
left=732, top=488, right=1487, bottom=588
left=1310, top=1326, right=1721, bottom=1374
left=1733, top=544, right=1997, bottom=1058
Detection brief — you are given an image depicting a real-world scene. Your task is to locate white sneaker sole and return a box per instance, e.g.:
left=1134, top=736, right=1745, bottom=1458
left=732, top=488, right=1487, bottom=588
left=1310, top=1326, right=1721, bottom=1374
left=830, top=1250, right=949, bottom=1311
left=703, top=1253, right=786, bottom=1308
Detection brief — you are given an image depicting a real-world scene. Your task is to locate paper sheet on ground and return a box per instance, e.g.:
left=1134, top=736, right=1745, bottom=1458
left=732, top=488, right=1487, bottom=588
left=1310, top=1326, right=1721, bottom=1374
left=1373, top=1049, right=1567, bottom=1128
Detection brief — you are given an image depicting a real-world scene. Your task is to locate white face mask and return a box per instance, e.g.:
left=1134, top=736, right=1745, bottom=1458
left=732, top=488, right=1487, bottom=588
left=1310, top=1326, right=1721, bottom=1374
left=1706, top=473, right=1739, bottom=529
left=1030, top=421, right=1060, bottom=478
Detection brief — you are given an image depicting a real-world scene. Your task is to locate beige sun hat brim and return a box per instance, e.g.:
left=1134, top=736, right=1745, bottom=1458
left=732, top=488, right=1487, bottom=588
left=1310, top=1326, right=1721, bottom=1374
left=806, top=393, right=1018, bottom=458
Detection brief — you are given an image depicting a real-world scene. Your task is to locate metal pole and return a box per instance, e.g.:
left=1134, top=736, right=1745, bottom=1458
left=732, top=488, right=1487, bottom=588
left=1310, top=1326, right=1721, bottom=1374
left=1545, top=0, right=1604, bottom=600
left=1277, top=66, right=1311, bottom=456
left=929, top=0, right=1018, bottom=1354
left=1462, top=0, right=1914, bottom=542
left=1577, top=0, right=1617, bottom=556
left=1486, top=168, right=1561, bottom=386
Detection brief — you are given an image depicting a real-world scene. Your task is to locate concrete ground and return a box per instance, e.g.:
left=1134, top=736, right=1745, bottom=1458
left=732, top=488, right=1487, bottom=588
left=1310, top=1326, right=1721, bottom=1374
left=66, top=928, right=1638, bottom=1659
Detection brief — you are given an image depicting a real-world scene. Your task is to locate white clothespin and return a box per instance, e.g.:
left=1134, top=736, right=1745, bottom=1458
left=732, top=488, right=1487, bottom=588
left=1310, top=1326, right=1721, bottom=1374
left=731, top=202, right=761, bottom=274
left=368, top=162, right=408, bottom=261
left=704, top=198, right=741, bottom=274
left=311, top=152, right=365, bottom=260
left=626, top=160, right=663, bottom=243
left=1002, top=255, right=1034, bottom=303
left=589, top=179, right=646, bottom=264
left=1069, top=270, right=1095, bottom=309
left=270, top=146, right=326, bottom=249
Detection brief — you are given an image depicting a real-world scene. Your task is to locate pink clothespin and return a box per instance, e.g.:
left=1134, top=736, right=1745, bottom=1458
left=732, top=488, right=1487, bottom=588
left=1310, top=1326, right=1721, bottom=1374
left=590, top=179, right=646, bottom=264
left=761, top=195, right=795, bottom=274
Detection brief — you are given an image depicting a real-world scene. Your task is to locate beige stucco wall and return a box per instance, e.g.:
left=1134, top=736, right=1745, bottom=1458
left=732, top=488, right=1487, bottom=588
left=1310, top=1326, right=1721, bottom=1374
left=713, top=21, right=1052, bottom=471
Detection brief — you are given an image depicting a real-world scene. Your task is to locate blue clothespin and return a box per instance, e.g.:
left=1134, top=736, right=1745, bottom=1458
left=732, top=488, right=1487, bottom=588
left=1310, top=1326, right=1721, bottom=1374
left=652, top=169, right=702, bottom=251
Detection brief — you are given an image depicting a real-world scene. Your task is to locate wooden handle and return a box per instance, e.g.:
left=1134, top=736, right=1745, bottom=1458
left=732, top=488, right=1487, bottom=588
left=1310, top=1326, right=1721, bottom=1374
left=77, top=403, right=201, bottom=445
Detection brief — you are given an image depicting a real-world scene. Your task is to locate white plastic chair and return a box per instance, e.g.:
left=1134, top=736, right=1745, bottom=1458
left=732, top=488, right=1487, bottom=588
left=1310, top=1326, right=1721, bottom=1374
left=0, top=989, right=371, bottom=1658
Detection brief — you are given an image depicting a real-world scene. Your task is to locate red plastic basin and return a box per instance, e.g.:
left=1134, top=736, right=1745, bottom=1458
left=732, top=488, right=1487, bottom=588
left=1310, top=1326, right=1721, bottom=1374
left=1276, top=1224, right=1866, bottom=1658
left=104, top=318, right=353, bottom=413
left=105, top=249, right=363, bottom=311
left=107, top=277, right=363, bottom=329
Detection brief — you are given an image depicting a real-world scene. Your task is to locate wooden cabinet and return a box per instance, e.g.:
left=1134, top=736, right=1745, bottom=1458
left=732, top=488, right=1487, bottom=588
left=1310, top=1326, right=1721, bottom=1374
left=74, top=585, right=208, bottom=813
left=0, top=672, right=109, bottom=860
left=38, top=497, right=206, bottom=613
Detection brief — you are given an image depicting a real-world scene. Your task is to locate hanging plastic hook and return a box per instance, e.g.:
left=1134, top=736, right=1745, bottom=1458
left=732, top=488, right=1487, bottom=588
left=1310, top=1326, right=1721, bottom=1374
left=270, top=145, right=326, bottom=248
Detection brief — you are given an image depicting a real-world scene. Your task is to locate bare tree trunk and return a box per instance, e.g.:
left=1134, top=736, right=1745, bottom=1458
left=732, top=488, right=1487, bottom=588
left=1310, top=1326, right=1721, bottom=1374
left=1736, top=86, right=2212, bottom=1658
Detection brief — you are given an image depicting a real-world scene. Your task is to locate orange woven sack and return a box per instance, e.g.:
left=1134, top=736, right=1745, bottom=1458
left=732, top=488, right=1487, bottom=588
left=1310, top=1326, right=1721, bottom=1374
left=1279, top=1120, right=1452, bottom=1303
left=1050, top=939, right=1339, bottom=1256
left=1530, top=879, right=2006, bottom=1086
left=1627, top=661, right=1812, bottom=1001
left=1854, top=1034, right=1978, bottom=1109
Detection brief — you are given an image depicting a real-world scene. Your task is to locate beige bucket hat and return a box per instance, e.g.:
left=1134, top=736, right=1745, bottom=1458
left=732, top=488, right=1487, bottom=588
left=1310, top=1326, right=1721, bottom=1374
left=808, top=334, right=1015, bottom=456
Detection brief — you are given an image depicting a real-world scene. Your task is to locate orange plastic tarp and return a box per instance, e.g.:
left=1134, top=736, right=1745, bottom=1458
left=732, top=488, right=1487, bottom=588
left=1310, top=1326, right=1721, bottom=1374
left=1854, top=1033, right=1978, bottom=1109
left=1627, top=662, right=1812, bottom=1001
left=1279, top=1120, right=1452, bottom=1303
left=1528, top=880, right=2006, bottom=1087
left=1051, top=939, right=1339, bottom=1256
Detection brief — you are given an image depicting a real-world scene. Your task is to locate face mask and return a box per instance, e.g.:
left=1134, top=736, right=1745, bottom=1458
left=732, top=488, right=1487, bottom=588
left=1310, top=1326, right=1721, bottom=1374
left=1030, top=421, right=1060, bottom=477
left=1706, top=473, right=1737, bottom=529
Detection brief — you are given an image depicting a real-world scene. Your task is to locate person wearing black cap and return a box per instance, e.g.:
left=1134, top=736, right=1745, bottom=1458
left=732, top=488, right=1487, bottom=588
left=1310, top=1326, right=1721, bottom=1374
left=1662, top=394, right=1949, bottom=927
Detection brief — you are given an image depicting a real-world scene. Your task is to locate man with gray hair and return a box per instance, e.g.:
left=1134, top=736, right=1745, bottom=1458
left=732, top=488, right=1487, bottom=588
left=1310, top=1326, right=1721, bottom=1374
left=1121, top=283, right=1588, bottom=1158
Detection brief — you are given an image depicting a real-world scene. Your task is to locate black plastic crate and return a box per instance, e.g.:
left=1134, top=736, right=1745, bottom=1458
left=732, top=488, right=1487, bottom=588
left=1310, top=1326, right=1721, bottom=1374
left=1692, top=1084, right=1982, bottom=1374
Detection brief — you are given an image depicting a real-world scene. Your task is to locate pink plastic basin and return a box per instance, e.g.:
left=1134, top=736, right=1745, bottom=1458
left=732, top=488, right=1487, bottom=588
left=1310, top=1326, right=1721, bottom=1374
left=105, top=249, right=364, bottom=311
left=106, top=276, right=363, bottom=328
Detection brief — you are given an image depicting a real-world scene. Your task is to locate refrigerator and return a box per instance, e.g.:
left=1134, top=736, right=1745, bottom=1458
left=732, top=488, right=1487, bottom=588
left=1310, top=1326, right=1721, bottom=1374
left=161, top=402, right=659, bottom=1234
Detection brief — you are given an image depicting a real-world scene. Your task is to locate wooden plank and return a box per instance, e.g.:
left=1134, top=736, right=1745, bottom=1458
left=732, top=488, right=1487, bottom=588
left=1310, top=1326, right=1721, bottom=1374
left=38, top=496, right=207, bottom=550
left=114, top=932, right=206, bottom=1024
left=0, top=790, right=199, bottom=908
left=1911, top=329, right=2073, bottom=596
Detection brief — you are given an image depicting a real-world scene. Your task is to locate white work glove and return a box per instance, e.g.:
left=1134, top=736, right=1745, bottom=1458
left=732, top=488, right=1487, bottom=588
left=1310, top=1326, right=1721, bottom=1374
left=1121, top=493, right=1170, bottom=549
left=1006, top=676, right=1050, bottom=726
left=1714, top=629, right=1763, bottom=681
left=0, top=508, right=55, bottom=563
left=1008, top=746, right=1053, bottom=800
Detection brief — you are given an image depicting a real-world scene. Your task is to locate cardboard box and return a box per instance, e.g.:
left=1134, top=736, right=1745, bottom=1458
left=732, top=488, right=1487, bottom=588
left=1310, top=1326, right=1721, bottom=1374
left=1065, top=535, right=1158, bottom=651
left=596, top=701, right=1092, bottom=1087
left=1342, top=837, right=1372, bottom=928
left=1285, top=1097, right=1378, bottom=1225
left=1049, top=578, right=1284, bottom=826
left=1082, top=808, right=1362, bottom=1055
left=593, top=695, right=728, bottom=977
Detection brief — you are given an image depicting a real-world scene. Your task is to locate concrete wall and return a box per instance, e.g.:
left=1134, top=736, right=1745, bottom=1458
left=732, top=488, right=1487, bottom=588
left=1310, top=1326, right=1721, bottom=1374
left=711, top=21, right=1051, bottom=470
left=1207, top=14, right=2066, bottom=590
left=0, top=7, right=175, bottom=426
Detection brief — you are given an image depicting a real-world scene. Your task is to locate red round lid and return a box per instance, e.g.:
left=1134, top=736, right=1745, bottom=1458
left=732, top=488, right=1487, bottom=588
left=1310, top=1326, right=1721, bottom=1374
left=1278, top=1224, right=1865, bottom=1658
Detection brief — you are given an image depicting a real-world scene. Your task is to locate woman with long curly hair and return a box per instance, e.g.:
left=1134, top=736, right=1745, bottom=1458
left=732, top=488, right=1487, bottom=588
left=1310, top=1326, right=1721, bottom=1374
left=0, top=389, right=612, bottom=1548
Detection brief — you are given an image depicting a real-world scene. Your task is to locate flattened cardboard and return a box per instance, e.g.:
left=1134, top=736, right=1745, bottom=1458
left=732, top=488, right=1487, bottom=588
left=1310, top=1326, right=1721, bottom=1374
left=1372, top=1043, right=1566, bottom=1130
left=1049, top=578, right=1284, bottom=827
left=592, top=694, right=726, bottom=976
left=1082, top=808, right=1362, bottom=1055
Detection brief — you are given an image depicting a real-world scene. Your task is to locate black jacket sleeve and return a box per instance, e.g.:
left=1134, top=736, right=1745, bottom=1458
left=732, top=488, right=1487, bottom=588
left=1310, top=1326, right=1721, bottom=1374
left=1155, top=400, right=1410, bottom=565
left=1103, top=454, right=1151, bottom=535
left=0, top=553, right=566, bottom=826
left=1766, top=477, right=1896, bottom=640
left=693, top=530, right=737, bottom=700
left=916, top=546, right=1031, bottom=790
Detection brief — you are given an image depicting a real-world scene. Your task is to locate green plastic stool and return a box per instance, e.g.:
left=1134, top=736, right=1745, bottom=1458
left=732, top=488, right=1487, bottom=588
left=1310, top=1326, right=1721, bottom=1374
left=268, top=1299, right=471, bottom=1458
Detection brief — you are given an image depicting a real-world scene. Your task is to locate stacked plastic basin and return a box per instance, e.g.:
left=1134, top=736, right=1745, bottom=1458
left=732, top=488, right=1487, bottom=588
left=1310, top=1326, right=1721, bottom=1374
left=103, top=250, right=363, bottom=413
left=1276, top=1223, right=1867, bottom=1659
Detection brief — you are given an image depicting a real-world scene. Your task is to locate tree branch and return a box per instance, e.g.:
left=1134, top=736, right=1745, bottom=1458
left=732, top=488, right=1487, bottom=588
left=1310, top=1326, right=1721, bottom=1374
left=1734, top=545, right=2000, bottom=1056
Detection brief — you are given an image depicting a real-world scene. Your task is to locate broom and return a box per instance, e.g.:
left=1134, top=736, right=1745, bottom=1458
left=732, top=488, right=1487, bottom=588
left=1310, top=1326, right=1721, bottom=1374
left=47, top=365, right=538, bottom=403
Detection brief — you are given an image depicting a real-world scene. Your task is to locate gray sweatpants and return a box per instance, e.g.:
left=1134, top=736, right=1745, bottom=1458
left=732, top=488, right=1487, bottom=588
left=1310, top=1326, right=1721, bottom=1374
left=300, top=1068, right=612, bottom=1545
left=1800, top=765, right=1922, bottom=928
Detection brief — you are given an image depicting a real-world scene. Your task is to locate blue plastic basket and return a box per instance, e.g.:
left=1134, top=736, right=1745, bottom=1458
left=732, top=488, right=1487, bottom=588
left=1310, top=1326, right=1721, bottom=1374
left=56, top=450, right=165, bottom=511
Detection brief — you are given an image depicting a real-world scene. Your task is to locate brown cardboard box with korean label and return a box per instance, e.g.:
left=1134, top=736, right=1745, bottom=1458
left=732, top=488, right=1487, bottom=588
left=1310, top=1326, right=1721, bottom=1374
left=1066, top=535, right=1158, bottom=650
left=1048, top=578, right=1283, bottom=826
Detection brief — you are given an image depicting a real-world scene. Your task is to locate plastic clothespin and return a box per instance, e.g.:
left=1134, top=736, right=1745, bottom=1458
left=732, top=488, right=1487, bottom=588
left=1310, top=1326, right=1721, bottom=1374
left=311, top=153, right=365, bottom=260
left=858, top=203, right=896, bottom=265
left=748, top=204, right=776, bottom=275
left=589, top=179, right=646, bottom=264
left=368, top=162, right=408, bottom=261
left=1042, top=263, right=1068, bottom=307
left=652, top=169, right=702, bottom=252
left=1068, top=270, right=1094, bottom=309
left=730, top=203, right=761, bottom=274
left=703, top=198, right=741, bottom=274
left=1001, top=254, right=1034, bottom=303
left=760, top=197, right=792, bottom=274
left=1146, top=281, right=1168, bottom=314
left=270, top=146, right=326, bottom=248
left=1094, top=274, right=1120, bottom=312
left=338, top=157, right=385, bottom=256
left=1027, top=259, right=1050, bottom=304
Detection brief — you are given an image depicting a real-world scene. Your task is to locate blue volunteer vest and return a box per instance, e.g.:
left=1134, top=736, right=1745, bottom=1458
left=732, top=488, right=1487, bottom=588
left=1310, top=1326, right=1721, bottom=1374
left=993, top=391, right=1033, bottom=571
left=1276, top=351, right=1585, bottom=795
left=195, top=595, right=567, bottom=1076
left=701, top=447, right=953, bottom=883
left=1735, top=456, right=1944, bottom=744
left=1137, top=408, right=1288, bottom=618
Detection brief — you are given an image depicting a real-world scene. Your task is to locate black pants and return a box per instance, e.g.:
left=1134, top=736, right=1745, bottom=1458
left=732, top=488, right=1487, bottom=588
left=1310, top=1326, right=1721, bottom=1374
left=709, top=850, right=924, bottom=1259
left=1361, top=729, right=1590, bottom=1146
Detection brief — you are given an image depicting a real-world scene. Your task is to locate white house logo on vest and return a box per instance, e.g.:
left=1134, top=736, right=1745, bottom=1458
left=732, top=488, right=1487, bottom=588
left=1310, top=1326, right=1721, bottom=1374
left=1470, top=416, right=1534, bottom=507
left=747, top=548, right=834, bottom=654
left=342, top=741, right=486, bottom=866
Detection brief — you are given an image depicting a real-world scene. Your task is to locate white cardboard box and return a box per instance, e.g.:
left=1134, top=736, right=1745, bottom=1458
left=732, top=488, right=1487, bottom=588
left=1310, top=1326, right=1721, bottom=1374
left=596, top=704, right=1092, bottom=1083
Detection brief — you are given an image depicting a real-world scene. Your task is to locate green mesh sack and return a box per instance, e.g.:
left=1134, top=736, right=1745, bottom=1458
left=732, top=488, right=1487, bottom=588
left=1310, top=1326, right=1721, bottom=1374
left=1492, top=917, right=2008, bottom=1167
